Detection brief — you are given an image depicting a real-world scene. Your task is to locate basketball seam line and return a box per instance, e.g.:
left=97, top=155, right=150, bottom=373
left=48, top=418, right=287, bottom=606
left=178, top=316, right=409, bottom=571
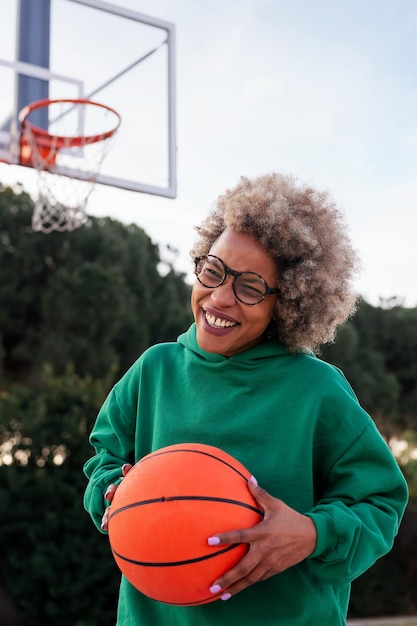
left=109, top=495, right=264, bottom=519
left=112, top=542, right=241, bottom=567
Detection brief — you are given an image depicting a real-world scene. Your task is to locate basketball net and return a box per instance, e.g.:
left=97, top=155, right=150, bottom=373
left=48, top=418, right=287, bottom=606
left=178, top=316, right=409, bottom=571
left=19, top=99, right=121, bottom=233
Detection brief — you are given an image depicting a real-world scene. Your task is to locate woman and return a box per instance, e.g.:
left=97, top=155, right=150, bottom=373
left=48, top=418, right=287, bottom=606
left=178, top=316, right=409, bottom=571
left=84, top=172, right=408, bottom=625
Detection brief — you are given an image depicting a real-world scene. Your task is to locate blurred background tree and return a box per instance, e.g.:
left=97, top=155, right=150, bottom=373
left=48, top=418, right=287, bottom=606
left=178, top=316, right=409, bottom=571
left=0, top=183, right=192, bottom=383
left=0, top=183, right=192, bottom=625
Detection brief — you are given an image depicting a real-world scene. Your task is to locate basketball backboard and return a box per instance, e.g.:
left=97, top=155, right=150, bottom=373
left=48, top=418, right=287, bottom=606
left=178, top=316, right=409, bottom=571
left=0, top=0, right=177, bottom=198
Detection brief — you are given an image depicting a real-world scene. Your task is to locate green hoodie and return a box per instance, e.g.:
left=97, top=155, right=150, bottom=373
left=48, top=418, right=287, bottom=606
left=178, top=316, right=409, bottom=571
left=84, top=324, right=408, bottom=625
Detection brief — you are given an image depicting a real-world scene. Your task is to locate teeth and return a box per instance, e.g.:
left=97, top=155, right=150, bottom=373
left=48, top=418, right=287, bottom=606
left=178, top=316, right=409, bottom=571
left=205, top=312, right=237, bottom=328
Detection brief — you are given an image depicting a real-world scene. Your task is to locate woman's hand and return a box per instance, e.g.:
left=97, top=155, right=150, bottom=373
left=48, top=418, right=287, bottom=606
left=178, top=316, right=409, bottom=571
left=100, top=463, right=133, bottom=531
left=208, top=477, right=317, bottom=601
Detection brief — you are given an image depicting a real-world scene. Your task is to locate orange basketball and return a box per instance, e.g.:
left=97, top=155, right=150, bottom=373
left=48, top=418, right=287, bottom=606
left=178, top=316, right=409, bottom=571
left=108, top=443, right=263, bottom=606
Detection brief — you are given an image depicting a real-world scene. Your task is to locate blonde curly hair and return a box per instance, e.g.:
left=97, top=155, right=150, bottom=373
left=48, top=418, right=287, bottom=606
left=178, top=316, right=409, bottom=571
left=190, top=172, right=360, bottom=354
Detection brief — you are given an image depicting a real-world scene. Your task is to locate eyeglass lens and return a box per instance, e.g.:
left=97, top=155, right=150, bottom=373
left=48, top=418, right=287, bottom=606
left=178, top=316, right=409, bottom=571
left=196, top=256, right=267, bottom=304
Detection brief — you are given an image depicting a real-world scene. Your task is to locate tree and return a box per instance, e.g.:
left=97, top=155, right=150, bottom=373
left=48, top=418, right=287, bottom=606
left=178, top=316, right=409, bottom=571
left=0, top=369, right=120, bottom=625
left=321, top=299, right=417, bottom=436
left=0, top=183, right=193, bottom=383
left=0, top=182, right=193, bottom=624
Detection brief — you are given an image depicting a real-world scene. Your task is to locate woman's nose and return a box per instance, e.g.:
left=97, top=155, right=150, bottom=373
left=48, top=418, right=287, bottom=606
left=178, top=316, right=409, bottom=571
left=210, top=276, right=236, bottom=306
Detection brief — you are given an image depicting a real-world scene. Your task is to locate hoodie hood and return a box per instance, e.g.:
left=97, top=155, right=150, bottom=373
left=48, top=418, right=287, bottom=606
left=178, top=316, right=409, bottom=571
left=177, top=323, right=290, bottom=363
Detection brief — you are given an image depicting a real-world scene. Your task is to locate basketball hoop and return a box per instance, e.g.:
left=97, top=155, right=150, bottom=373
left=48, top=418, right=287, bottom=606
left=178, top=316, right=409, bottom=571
left=19, top=98, right=121, bottom=233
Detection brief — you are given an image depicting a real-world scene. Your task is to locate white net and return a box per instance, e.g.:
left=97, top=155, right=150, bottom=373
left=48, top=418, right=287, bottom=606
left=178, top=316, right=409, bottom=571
left=20, top=99, right=121, bottom=233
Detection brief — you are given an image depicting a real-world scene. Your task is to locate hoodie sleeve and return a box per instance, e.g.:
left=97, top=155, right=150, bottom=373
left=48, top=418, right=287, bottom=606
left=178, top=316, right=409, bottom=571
left=83, top=383, right=137, bottom=532
left=305, top=421, right=408, bottom=585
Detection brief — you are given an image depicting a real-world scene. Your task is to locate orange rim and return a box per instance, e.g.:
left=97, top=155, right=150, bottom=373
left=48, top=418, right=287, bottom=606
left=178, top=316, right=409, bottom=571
left=19, top=98, right=121, bottom=154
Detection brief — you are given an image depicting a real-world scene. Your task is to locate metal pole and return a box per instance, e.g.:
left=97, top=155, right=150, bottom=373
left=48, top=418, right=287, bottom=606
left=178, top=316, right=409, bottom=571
left=17, top=0, right=51, bottom=128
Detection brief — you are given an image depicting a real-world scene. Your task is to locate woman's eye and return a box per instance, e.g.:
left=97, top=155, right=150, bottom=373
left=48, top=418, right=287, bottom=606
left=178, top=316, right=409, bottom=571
left=239, top=284, right=263, bottom=297
left=207, top=268, right=222, bottom=278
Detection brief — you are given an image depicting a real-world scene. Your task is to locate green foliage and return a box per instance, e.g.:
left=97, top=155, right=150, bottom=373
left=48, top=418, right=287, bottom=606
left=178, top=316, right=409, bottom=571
left=348, top=549, right=409, bottom=618
left=0, top=183, right=193, bottom=383
left=392, top=430, right=417, bottom=503
left=349, top=504, right=417, bottom=619
left=0, top=182, right=193, bottom=625
left=322, top=300, right=417, bottom=617
left=322, top=299, right=417, bottom=438
left=0, top=364, right=111, bottom=468
left=0, top=464, right=119, bottom=626
left=0, top=369, right=120, bottom=625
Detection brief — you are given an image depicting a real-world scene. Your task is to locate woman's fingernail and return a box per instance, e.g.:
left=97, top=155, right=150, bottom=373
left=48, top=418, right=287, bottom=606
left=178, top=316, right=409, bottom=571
left=209, top=584, right=222, bottom=594
left=221, top=592, right=232, bottom=601
left=249, top=475, right=258, bottom=486
left=208, top=536, right=220, bottom=546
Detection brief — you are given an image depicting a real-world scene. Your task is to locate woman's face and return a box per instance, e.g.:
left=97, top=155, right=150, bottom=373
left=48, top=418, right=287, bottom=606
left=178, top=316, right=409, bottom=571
left=191, top=228, right=279, bottom=357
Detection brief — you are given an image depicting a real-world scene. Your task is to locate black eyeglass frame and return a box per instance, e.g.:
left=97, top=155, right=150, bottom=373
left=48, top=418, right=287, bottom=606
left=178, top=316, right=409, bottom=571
left=194, top=254, right=279, bottom=305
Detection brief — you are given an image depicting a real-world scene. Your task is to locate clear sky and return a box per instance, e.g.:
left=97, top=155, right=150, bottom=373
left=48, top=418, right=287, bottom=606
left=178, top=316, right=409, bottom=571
left=1, top=0, right=417, bottom=307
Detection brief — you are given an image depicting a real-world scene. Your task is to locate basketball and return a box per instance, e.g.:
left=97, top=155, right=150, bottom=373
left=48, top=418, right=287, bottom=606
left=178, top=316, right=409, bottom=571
left=107, top=443, right=263, bottom=606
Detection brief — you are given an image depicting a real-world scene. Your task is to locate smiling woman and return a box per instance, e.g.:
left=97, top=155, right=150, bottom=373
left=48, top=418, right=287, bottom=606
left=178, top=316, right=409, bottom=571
left=191, top=229, right=279, bottom=357
left=191, top=172, right=360, bottom=353
left=84, top=172, right=408, bottom=626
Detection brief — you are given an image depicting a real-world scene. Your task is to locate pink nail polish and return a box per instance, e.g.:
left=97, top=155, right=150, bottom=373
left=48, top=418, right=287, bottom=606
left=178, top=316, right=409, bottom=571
left=210, top=584, right=222, bottom=594
left=208, top=536, right=220, bottom=546
left=221, top=592, right=232, bottom=601
left=249, top=475, right=258, bottom=486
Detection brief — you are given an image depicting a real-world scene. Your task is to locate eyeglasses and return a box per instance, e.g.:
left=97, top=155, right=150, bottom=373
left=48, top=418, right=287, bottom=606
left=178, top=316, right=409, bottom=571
left=194, top=254, right=279, bottom=305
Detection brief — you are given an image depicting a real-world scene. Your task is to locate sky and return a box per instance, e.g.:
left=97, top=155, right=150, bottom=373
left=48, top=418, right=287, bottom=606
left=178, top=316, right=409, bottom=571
left=1, top=0, right=417, bottom=307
